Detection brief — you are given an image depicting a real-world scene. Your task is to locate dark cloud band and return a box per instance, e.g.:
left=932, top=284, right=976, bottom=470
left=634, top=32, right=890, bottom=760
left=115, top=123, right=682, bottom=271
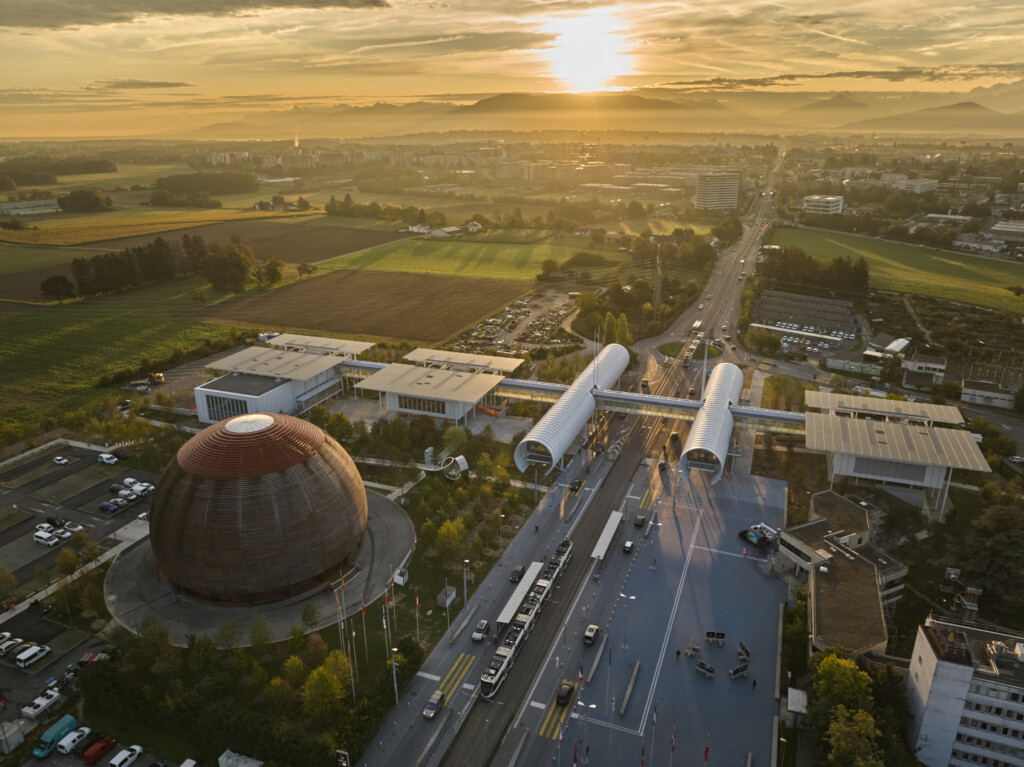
left=1, top=0, right=387, bottom=30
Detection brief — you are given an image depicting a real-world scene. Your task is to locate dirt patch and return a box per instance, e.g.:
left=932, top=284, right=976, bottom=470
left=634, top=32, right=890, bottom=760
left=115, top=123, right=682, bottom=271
left=86, top=220, right=412, bottom=263
left=196, top=269, right=531, bottom=343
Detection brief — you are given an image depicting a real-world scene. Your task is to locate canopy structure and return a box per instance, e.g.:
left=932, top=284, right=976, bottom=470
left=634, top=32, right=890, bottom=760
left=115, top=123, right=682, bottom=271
left=680, top=362, right=744, bottom=483
left=514, top=344, right=630, bottom=472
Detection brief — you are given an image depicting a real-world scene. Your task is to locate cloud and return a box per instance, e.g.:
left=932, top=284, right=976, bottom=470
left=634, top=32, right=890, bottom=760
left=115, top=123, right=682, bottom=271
left=659, top=63, right=1024, bottom=91
left=89, top=79, right=194, bottom=89
left=0, top=0, right=387, bottom=30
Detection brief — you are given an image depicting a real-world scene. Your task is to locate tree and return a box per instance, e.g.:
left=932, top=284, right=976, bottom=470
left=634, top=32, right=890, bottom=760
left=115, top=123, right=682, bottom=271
left=574, top=291, right=599, bottom=313
left=40, top=275, right=75, bottom=304
left=960, top=503, right=1024, bottom=609
left=56, top=547, right=78, bottom=578
left=282, top=655, right=306, bottom=688
left=826, top=705, right=884, bottom=767
left=807, top=652, right=875, bottom=761
left=297, top=196, right=311, bottom=211
left=443, top=425, right=468, bottom=455
left=214, top=620, right=243, bottom=649
left=302, top=602, right=322, bottom=632
left=880, top=355, right=902, bottom=387
left=540, top=258, right=559, bottom=276
left=249, top=616, right=273, bottom=656
left=306, top=632, right=328, bottom=666
left=58, top=188, right=111, bottom=212
left=616, top=313, right=634, bottom=347
left=746, top=327, right=782, bottom=354
left=271, top=194, right=286, bottom=209
left=302, top=665, right=342, bottom=722
left=297, top=262, right=316, bottom=279
left=436, top=518, right=467, bottom=559
left=0, top=568, right=17, bottom=600
left=33, top=562, right=49, bottom=590
left=204, top=243, right=253, bottom=292
left=626, top=200, right=646, bottom=219
left=322, top=649, right=352, bottom=691
left=264, top=676, right=293, bottom=716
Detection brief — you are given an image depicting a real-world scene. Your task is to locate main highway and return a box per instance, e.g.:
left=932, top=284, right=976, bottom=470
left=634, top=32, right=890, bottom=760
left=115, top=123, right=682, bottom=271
left=437, top=168, right=780, bottom=766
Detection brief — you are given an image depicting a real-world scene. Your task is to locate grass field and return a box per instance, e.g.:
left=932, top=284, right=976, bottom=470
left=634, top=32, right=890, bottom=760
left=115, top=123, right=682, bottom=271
left=23, top=163, right=194, bottom=194
left=464, top=228, right=556, bottom=244
left=0, top=277, right=243, bottom=428
left=773, top=228, right=1024, bottom=313
left=321, top=237, right=632, bottom=280
left=293, top=215, right=407, bottom=231
left=0, top=242, right=108, bottom=276
left=198, top=269, right=530, bottom=342
left=619, top=217, right=711, bottom=236
left=88, top=220, right=411, bottom=264
left=0, top=208, right=318, bottom=246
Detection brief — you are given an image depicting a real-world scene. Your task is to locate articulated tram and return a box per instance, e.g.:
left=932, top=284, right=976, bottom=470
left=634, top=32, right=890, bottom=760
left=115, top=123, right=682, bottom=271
left=480, top=539, right=573, bottom=699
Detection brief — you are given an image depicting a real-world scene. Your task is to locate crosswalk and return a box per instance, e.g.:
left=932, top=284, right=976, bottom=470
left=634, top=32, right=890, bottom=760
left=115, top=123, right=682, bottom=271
left=537, top=683, right=575, bottom=739
left=435, top=652, right=476, bottom=705
left=568, top=480, right=587, bottom=497
left=637, top=488, right=660, bottom=511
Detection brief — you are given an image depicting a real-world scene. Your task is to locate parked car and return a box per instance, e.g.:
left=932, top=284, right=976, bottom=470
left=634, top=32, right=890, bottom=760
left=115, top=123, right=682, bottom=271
left=63, top=521, right=84, bottom=533
left=97, top=454, right=118, bottom=465
left=117, top=490, right=138, bottom=501
left=122, top=478, right=139, bottom=487
left=73, top=732, right=104, bottom=758
left=0, top=631, right=9, bottom=644
left=57, top=726, right=92, bottom=755
left=109, top=744, right=143, bottom=767
left=53, top=456, right=69, bottom=465
left=16, top=644, right=51, bottom=668
left=0, top=638, right=24, bottom=656
left=46, top=516, right=68, bottom=528
left=34, top=531, right=60, bottom=547
left=82, top=736, right=117, bottom=765
left=471, top=619, right=489, bottom=642
left=52, top=528, right=71, bottom=540
left=109, top=498, right=128, bottom=508
left=36, top=523, right=54, bottom=534
left=583, top=625, right=600, bottom=645
left=556, top=680, right=576, bottom=705
left=98, top=502, right=117, bottom=512
left=509, top=565, right=526, bottom=583
left=422, top=689, right=445, bottom=720
left=109, top=484, right=125, bottom=493
left=569, top=479, right=582, bottom=492
left=738, top=529, right=770, bottom=548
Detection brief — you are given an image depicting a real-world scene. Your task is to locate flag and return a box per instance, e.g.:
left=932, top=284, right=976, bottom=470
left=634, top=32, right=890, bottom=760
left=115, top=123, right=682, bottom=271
left=341, top=577, right=345, bottom=593
left=416, top=589, right=420, bottom=612
left=382, top=605, right=387, bottom=629
left=334, top=591, right=342, bottom=615
left=559, top=729, right=563, bottom=743
left=704, top=735, right=709, bottom=763
left=573, top=743, right=578, bottom=765
left=384, top=591, right=388, bottom=608
left=653, top=702, right=657, bottom=726
left=579, top=664, right=584, bottom=686
left=361, top=597, right=365, bottom=616
left=671, top=727, right=676, bottom=753
left=641, top=744, right=645, bottom=766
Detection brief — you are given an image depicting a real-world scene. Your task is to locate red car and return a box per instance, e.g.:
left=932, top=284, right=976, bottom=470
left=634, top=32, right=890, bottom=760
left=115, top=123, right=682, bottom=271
left=82, top=737, right=117, bottom=765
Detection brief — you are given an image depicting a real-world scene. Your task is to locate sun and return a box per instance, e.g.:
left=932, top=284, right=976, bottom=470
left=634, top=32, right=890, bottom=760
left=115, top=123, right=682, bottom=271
left=546, top=11, right=632, bottom=92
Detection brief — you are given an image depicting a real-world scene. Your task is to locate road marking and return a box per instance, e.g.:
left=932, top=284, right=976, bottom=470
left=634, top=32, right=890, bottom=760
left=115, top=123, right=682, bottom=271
left=538, top=690, right=574, bottom=739
left=437, top=653, right=476, bottom=702
left=693, top=545, right=764, bottom=560
left=416, top=671, right=441, bottom=681
left=529, top=700, right=546, bottom=710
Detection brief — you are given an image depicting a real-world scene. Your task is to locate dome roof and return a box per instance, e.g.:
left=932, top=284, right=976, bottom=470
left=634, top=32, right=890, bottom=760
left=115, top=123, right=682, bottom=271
left=150, top=413, right=367, bottom=604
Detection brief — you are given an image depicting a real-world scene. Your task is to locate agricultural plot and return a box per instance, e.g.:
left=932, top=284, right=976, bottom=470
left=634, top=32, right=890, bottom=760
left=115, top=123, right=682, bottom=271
left=773, top=229, right=1024, bottom=313
left=0, top=277, right=242, bottom=428
left=0, top=242, right=110, bottom=301
left=321, top=237, right=630, bottom=280
left=0, top=208, right=317, bottom=246
left=463, top=229, right=556, bottom=244
left=198, top=269, right=530, bottom=343
left=88, top=220, right=411, bottom=263
left=618, top=217, right=712, bottom=236
left=15, top=163, right=195, bottom=195
left=295, top=215, right=408, bottom=232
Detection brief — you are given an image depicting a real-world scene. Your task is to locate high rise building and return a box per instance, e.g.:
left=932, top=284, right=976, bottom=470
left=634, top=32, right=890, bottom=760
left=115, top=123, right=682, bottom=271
left=907, top=615, right=1024, bottom=767
left=695, top=172, right=739, bottom=210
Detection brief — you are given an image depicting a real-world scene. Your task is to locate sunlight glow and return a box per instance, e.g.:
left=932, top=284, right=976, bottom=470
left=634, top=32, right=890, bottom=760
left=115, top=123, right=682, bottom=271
left=545, top=11, right=632, bottom=92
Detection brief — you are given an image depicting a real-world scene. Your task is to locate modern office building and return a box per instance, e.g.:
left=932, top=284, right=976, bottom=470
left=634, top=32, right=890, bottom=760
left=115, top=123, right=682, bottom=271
left=695, top=172, right=739, bottom=210
left=802, top=195, right=844, bottom=215
left=908, top=615, right=1024, bottom=767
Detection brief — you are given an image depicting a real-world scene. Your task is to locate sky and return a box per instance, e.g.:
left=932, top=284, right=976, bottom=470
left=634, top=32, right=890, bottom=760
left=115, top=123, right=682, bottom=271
left=3, top=0, right=1024, bottom=136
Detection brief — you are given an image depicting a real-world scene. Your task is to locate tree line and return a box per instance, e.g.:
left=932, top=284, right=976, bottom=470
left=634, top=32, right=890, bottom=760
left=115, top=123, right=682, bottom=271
left=758, top=245, right=870, bottom=299
left=0, top=155, right=117, bottom=188
left=324, top=193, right=446, bottom=227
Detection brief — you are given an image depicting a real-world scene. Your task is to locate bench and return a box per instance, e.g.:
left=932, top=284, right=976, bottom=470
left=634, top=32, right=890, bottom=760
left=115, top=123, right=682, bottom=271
left=705, top=631, right=725, bottom=646
left=729, top=664, right=749, bottom=680
left=737, top=641, right=750, bottom=661
left=696, top=660, right=715, bottom=679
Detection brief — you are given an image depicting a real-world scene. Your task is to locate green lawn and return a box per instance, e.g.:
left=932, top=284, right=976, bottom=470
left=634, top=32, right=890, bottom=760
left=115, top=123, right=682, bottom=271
left=30, top=163, right=195, bottom=194
left=0, top=242, right=109, bottom=275
left=291, top=215, right=406, bottom=231
left=659, top=341, right=682, bottom=357
left=0, top=277, right=244, bottom=428
left=773, top=228, right=1024, bottom=313
left=320, top=237, right=632, bottom=280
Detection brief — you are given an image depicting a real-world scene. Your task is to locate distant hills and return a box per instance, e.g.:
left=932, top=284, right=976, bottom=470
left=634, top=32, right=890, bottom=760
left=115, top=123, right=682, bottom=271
left=179, top=89, right=1024, bottom=140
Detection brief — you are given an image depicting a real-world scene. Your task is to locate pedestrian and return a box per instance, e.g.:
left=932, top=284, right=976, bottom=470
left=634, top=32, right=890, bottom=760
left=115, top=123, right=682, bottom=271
left=752, top=679, right=757, bottom=690
left=743, top=548, right=748, bottom=559
left=676, top=650, right=681, bottom=661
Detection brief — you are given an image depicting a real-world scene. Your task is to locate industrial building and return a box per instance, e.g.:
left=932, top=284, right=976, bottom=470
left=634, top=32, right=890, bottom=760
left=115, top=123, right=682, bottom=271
left=801, top=195, right=844, bottom=215
left=907, top=615, right=1024, bottom=767
left=355, top=364, right=507, bottom=424
left=695, top=172, right=739, bottom=210
left=962, top=379, right=1017, bottom=410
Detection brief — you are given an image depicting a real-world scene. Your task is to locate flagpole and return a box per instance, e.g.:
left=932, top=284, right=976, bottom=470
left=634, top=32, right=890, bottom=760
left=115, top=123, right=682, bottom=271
left=351, top=629, right=358, bottom=682
left=361, top=598, right=368, bottom=662
left=339, top=571, right=349, bottom=659
left=391, top=568, right=398, bottom=634
left=650, top=700, right=657, bottom=767
left=415, top=588, right=420, bottom=644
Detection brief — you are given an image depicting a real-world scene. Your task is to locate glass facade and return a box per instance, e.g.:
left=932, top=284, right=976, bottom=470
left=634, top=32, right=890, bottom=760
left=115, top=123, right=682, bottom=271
left=206, top=395, right=249, bottom=422
left=397, top=395, right=445, bottom=415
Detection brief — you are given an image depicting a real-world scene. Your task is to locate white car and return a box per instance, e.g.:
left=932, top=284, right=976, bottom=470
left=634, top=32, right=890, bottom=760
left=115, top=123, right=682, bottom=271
left=98, top=453, right=118, bottom=465
left=36, top=522, right=54, bottom=534
left=63, top=521, right=84, bottom=533
left=118, top=489, right=138, bottom=501
left=1010, top=455, right=1024, bottom=464
left=57, top=726, right=92, bottom=755
left=123, top=478, right=139, bottom=487
left=52, top=527, right=71, bottom=540
left=53, top=456, right=69, bottom=465
left=109, top=498, right=128, bottom=508
left=109, top=745, right=143, bottom=767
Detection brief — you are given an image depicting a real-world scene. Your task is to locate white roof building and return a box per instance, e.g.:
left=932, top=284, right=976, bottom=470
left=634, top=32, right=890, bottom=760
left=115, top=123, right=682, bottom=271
left=355, top=364, right=505, bottom=424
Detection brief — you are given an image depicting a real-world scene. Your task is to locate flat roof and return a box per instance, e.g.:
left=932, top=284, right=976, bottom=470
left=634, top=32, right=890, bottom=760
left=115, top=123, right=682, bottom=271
left=209, top=347, right=342, bottom=381
left=197, top=372, right=289, bottom=397
left=267, top=333, right=375, bottom=356
left=814, top=553, right=888, bottom=654
left=963, top=379, right=1012, bottom=394
left=355, top=364, right=504, bottom=403
left=496, top=562, right=544, bottom=627
left=403, top=348, right=524, bottom=374
left=804, top=413, right=990, bottom=472
left=804, top=391, right=964, bottom=426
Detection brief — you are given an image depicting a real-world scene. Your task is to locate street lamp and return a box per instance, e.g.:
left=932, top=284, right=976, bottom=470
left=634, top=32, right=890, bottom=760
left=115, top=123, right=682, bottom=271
left=619, top=593, right=636, bottom=649
left=390, top=646, right=399, bottom=705
left=779, top=737, right=788, bottom=766
left=499, top=514, right=505, bottom=549
left=576, top=699, right=596, bottom=761
left=463, top=560, right=470, bottom=607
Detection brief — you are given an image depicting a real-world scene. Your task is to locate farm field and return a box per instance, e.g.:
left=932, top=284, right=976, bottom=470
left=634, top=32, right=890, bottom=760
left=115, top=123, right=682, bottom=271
left=198, top=269, right=529, bottom=342
left=0, top=242, right=107, bottom=276
left=320, top=237, right=632, bottom=280
left=291, top=215, right=406, bottom=231
left=88, top=220, right=412, bottom=263
left=773, top=228, right=1024, bottom=313
left=618, top=217, right=712, bottom=236
left=0, top=276, right=243, bottom=429
left=0, top=208, right=317, bottom=246
left=20, top=163, right=195, bottom=194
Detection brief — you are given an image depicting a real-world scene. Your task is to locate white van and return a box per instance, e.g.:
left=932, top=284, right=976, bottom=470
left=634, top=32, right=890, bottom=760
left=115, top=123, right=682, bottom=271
left=98, top=454, right=118, bottom=465
left=16, top=644, right=51, bottom=668
left=57, top=726, right=92, bottom=754
left=34, top=531, right=59, bottom=547
left=108, top=745, right=142, bottom=767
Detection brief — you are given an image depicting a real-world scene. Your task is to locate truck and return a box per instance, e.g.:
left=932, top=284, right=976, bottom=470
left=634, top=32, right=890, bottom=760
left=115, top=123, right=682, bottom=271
left=691, top=320, right=703, bottom=333
left=147, top=372, right=165, bottom=384
left=21, top=688, right=62, bottom=720
left=32, top=714, right=78, bottom=758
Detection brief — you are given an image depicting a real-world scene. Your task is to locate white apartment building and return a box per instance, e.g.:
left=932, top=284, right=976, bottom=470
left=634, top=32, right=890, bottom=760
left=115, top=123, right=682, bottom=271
left=802, top=195, right=844, bottom=215
left=695, top=172, right=739, bottom=210
left=901, top=178, right=939, bottom=193
left=908, top=616, right=1024, bottom=767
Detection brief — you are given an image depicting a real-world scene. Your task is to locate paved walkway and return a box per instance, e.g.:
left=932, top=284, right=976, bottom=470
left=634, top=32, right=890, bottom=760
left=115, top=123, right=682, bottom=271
left=104, top=491, right=415, bottom=646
